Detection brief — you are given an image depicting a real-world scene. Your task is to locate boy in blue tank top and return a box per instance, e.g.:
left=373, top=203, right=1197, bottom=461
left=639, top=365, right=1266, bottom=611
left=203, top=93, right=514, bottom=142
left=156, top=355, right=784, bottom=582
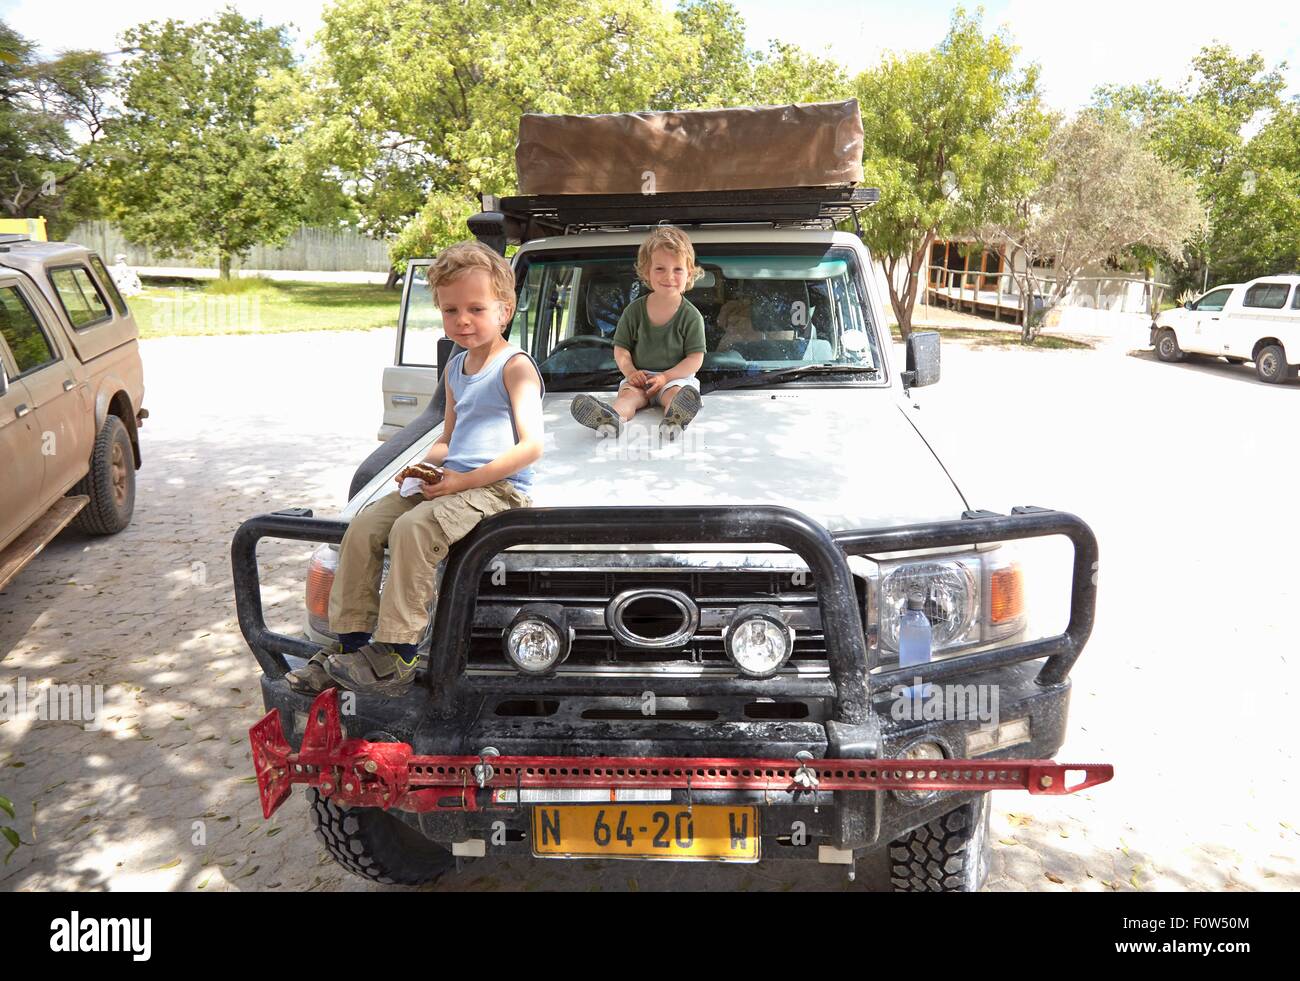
left=286, top=241, right=545, bottom=696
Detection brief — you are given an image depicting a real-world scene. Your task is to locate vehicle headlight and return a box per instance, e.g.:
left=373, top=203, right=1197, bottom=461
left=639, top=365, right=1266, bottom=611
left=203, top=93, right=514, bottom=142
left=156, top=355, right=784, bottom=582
left=723, top=605, right=795, bottom=678
left=502, top=604, right=572, bottom=674
left=877, top=549, right=1025, bottom=655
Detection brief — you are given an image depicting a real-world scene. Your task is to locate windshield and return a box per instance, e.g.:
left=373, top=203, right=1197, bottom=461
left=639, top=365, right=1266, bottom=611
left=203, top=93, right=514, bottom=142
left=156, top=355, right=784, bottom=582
left=511, top=248, right=883, bottom=391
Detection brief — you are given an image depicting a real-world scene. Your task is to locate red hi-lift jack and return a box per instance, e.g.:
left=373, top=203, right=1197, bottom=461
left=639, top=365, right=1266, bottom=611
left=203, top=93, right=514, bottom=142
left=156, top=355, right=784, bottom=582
left=249, top=689, right=1113, bottom=820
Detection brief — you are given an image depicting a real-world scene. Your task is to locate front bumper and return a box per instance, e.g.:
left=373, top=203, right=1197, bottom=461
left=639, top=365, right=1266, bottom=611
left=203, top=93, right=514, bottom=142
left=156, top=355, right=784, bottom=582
left=234, top=504, right=1103, bottom=851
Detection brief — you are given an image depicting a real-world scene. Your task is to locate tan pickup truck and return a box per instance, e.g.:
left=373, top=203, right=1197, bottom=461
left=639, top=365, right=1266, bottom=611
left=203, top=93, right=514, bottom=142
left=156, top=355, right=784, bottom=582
left=0, top=235, right=147, bottom=591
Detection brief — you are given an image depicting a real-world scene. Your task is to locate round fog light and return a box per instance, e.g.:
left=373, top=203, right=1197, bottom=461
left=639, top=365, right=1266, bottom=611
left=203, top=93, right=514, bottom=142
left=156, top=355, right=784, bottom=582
left=502, top=604, right=571, bottom=674
left=723, top=605, right=795, bottom=678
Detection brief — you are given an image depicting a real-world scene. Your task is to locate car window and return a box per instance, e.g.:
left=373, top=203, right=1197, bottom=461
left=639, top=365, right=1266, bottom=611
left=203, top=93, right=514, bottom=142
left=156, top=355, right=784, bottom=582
left=398, top=264, right=444, bottom=367
left=1293, top=288, right=1300, bottom=311
left=0, top=286, right=59, bottom=376
left=49, top=265, right=112, bottom=329
left=1195, top=288, right=1233, bottom=312
left=88, top=254, right=130, bottom=317
left=1242, top=282, right=1291, bottom=310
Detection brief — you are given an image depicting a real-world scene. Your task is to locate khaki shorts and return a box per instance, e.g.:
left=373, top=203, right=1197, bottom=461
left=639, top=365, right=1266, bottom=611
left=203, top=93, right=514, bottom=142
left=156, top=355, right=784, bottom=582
left=328, top=479, right=531, bottom=645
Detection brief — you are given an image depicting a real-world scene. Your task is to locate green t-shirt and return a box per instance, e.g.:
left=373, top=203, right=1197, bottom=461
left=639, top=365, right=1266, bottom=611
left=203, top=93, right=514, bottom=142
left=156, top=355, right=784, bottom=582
left=611, top=295, right=707, bottom=371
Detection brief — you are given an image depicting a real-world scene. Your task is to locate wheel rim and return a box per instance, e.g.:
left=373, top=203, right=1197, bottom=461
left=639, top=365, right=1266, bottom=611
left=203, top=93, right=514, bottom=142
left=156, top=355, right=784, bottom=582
left=1261, top=353, right=1278, bottom=378
left=1159, top=337, right=1174, bottom=357
left=111, top=440, right=128, bottom=507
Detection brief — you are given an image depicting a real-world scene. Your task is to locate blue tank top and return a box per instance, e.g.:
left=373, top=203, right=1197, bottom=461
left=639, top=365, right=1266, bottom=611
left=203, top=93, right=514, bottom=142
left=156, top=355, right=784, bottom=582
left=443, top=344, right=544, bottom=496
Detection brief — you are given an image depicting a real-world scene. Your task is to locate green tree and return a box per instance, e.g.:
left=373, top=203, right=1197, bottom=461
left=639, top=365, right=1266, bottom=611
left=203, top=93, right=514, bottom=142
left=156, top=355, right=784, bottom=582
left=1095, top=45, right=1289, bottom=290
left=981, top=111, right=1204, bottom=343
left=0, top=21, right=114, bottom=233
left=98, top=9, right=305, bottom=278
left=853, top=9, right=1049, bottom=339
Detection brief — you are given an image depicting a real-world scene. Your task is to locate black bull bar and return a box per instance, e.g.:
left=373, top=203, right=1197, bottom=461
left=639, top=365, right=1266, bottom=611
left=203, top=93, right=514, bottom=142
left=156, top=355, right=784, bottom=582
left=231, top=504, right=1098, bottom=728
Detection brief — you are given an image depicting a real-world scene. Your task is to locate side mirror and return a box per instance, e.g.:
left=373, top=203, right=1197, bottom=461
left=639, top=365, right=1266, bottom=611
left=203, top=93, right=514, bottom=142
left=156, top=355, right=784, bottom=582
left=0, top=367, right=7, bottom=398
left=1183, top=300, right=1194, bottom=310
left=903, top=330, right=941, bottom=390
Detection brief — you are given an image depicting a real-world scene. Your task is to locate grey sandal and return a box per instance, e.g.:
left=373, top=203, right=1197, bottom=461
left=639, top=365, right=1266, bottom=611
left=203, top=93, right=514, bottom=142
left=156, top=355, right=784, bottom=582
left=661, top=386, right=701, bottom=439
left=570, top=394, right=622, bottom=436
left=323, top=642, right=419, bottom=696
left=286, top=642, right=343, bottom=694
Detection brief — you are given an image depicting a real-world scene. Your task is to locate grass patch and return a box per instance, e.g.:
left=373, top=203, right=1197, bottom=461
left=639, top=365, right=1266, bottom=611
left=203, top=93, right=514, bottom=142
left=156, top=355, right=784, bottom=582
left=129, top=278, right=401, bottom=338
left=893, top=326, right=1094, bottom=350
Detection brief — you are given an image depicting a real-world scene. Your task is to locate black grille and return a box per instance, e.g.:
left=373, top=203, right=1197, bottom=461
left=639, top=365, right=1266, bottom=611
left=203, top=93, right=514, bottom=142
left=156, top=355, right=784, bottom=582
left=469, top=566, right=861, bottom=674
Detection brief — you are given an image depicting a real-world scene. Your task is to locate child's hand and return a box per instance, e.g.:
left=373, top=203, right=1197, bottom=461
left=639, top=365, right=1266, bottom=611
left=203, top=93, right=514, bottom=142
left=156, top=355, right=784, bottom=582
left=420, top=469, right=471, bottom=499
left=626, top=369, right=650, bottom=389
left=645, top=374, right=668, bottom=397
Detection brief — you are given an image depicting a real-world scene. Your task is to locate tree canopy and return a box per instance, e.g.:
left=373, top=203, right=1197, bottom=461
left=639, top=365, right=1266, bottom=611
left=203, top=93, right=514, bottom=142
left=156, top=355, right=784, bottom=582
left=853, top=8, right=1049, bottom=338
left=981, top=111, right=1204, bottom=341
left=1095, top=45, right=1295, bottom=289
left=97, top=9, right=306, bottom=277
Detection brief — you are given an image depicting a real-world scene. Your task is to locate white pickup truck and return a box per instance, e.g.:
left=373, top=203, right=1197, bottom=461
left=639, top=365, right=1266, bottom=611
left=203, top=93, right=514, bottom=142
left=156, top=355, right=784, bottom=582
left=1153, top=274, right=1300, bottom=383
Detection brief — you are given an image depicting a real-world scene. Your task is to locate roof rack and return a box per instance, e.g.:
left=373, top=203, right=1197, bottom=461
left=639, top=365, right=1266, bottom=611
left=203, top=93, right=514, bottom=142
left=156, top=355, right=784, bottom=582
left=489, top=185, right=879, bottom=244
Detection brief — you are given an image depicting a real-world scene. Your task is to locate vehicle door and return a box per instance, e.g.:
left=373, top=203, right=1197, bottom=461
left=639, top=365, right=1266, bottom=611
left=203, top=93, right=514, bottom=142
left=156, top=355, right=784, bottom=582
left=1186, top=287, right=1234, bottom=353
left=0, top=274, right=93, bottom=503
left=380, top=260, right=442, bottom=440
left=1231, top=281, right=1294, bottom=358
left=0, top=278, right=63, bottom=542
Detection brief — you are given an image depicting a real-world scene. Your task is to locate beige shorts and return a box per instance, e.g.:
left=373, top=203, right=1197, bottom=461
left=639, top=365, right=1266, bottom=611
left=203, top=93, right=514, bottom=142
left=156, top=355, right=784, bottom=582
left=618, top=372, right=700, bottom=397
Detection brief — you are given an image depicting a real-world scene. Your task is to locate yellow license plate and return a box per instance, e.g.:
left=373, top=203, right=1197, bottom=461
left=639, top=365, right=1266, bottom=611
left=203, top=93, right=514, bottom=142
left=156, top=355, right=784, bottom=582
left=531, top=805, right=759, bottom=862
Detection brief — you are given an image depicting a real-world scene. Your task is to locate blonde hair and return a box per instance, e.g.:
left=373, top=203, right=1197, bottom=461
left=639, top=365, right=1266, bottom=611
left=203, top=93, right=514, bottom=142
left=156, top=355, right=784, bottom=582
left=636, top=226, right=701, bottom=287
left=428, top=240, right=516, bottom=325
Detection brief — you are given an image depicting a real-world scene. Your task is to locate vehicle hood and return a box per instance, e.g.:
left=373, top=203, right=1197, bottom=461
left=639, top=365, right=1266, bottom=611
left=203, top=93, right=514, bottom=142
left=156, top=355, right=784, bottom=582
left=352, top=389, right=968, bottom=542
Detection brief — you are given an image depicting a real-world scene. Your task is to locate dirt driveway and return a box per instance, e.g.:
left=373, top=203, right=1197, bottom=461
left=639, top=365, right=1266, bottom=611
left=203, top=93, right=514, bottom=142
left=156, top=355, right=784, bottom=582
left=1, top=330, right=1296, bottom=891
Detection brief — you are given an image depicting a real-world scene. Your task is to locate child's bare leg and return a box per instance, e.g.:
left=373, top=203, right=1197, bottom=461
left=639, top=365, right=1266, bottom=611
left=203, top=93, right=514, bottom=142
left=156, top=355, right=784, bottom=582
left=612, top=385, right=649, bottom=421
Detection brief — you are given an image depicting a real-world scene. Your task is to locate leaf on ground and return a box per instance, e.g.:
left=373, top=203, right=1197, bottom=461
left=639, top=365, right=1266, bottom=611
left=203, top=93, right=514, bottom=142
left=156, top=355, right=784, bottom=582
left=153, top=857, right=182, bottom=871
left=998, top=838, right=1019, bottom=846
left=236, top=776, right=259, bottom=784
left=267, top=827, right=282, bottom=837
left=1045, top=873, right=1064, bottom=884
left=170, top=715, right=186, bottom=722
left=0, top=797, right=13, bottom=819
left=626, top=877, right=639, bottom=892
left=1005, top=812, right=1033, bottom=827
left=237, top=864, right=259, bottom=879
left=197, top=872, right=212, bottom=890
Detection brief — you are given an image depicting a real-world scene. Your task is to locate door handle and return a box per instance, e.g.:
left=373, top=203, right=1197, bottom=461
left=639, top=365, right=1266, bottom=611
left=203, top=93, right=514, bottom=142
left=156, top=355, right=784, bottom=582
left=15, top=403, right=30, bottom=418
left=391, top=395, right=418, bottom=405
left=63, top=378, right=76, bottom=391
left=1211, top=317, right=1220, bottom=320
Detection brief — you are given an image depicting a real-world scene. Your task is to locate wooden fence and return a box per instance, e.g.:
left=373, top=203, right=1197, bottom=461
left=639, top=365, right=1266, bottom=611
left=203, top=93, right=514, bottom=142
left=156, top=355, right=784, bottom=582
left=63, top=222, right=392, bottom=273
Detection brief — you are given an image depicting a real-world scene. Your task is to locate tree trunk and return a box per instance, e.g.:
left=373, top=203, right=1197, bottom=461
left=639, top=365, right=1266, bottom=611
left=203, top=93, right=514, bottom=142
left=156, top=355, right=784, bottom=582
left=887, top=233, right=935, bottom=344
left=385, top=266, right=401, bottom=290
left=219, top=253, right=233, bottom=280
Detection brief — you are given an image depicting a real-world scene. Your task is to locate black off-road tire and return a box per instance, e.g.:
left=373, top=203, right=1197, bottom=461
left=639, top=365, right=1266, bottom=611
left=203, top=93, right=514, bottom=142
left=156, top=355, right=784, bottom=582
left=308, top=788, right=455, bottom=886
left=1255, top=344, right=1290, bottom=384
left=888, top=794, right=991, bottom=892
left=1155, top=329, right=1183, bottom=363
left=69, top=414, right=135, bottom=535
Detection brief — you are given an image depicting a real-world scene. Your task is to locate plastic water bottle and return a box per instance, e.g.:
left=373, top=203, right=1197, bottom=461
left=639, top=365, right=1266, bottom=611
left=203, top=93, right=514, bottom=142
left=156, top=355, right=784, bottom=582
left=898, top=590, right=932, bottom=701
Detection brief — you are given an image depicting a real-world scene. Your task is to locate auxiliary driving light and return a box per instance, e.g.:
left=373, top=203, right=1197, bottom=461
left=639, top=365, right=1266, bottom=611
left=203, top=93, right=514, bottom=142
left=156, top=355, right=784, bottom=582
left=502, top=604, right=573, bottom=675
left=722, top=605, right=795, bottom=678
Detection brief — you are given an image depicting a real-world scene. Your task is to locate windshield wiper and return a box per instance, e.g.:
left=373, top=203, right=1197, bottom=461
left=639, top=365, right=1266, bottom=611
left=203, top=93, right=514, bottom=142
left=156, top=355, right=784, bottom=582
left=701, top=363, right=879, bottom=394
left=540, top=366, right=625, bottom=391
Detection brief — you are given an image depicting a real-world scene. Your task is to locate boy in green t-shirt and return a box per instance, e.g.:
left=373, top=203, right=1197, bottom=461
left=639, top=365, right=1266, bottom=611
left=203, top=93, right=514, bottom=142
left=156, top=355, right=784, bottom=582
left=571, top=226, right=706, bottom=439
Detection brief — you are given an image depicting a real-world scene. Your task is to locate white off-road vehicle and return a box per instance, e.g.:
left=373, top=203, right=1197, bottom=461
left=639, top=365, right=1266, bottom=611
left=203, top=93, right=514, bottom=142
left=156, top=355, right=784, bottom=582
left=1152, top=274, right=1300, bottom=383
left=234, top=104, right=1106, bottom=892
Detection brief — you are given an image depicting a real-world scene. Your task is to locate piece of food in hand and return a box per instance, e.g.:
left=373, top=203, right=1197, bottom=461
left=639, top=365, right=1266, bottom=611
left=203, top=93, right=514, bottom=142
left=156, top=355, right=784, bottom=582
left=397, top=462, right=444, bottom=484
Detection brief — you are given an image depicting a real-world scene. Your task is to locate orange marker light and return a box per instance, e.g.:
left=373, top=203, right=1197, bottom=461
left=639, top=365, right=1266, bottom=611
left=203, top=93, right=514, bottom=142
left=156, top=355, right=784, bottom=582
left=306, top=561, right=335, bottom=623
left=989, top=564, right=1024, bottom=624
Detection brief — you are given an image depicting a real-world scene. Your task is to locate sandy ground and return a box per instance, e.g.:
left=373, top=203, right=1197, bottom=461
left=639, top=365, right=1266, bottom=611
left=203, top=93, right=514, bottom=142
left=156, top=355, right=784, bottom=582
left=1, top=328, right=1296, bottom=891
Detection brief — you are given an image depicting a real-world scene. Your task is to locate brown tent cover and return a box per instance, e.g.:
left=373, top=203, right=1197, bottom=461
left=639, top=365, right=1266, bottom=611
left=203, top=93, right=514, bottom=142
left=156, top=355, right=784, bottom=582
left=516, top=100, right=864, bottom=196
